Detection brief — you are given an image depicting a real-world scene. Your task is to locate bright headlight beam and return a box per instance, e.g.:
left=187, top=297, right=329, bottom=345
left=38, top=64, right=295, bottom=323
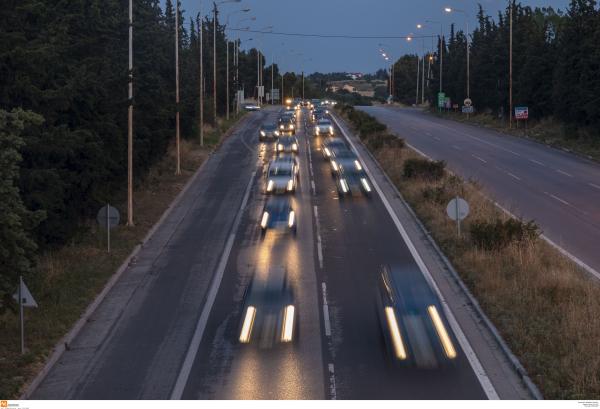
left=288, top=211, right=295, bottom=226
left=282, top=305, right=295, bottom=341
left=324, top=147, right=331, bottom=156
left=385, top=307, right=407, bottom=359
left=287, top=180, right=293, bottom=190
left=332, top=161, right=338, bottom=171
left=280, top=125, right=284, bottom=129
left=341, top=179, right=348, bottom=193
left=239, top=306, right=256, bottom=343
left=292, top=143, right=297, bottom=150
left=260, top=131, right=265, bottom=136
left=261, top=212, right=269, bottom=228
left=361, top=178, right=371, bottom=192
left=428, top=305, right=457, bottom=358
left=278, top=144, right=283, bottom=151
left=267, top=180, right=274, bottom=191
left=355, top=160, right=362, bottom=170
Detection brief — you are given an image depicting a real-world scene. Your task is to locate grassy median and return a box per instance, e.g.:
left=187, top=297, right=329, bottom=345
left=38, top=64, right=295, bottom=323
left=336, top=104, right=600, bottom=399
left=0, top=111, right=248, bottom=399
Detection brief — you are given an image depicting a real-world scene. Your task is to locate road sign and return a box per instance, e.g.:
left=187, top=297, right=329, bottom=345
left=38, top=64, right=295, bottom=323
left=438, top=93, right=445, bottom=108
left=98, top=205, right=120, bottom=229
left=462, top=106, right=473, bottom=113
left=258, top=86, right=264, bottom=97
left=447, top=197, right=469, bottom=237
left=464, top=98, right=472, bottom=106
left=237, top=90, right=244, bottom=104
left=445, top=99, right=451, bottom=109
left=13, top=279, right=37, bottom=307
left=453, top=104, right=458, bottom=109
left=515, top=107, right=528, bottom=119
left=270, top=89, right=279, bottom=101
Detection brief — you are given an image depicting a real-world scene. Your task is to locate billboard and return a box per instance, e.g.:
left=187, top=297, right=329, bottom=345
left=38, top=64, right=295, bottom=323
left=515, top=107, right=528, bottom=119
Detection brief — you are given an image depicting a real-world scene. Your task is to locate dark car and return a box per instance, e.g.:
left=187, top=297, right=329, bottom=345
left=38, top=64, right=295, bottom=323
left=278, top=117, right=296, bottom=134
left=238, top=267, right=298, bottom=348
left=311, top=107, right=329, bottom=121
left=321, top=137, right=347, bottom=160
left=329, top=147, right=358, bottom=175
left=259, top=195, right=297, bottom=235
left=334, top=157, right=372, bottom=196
left=375, top=264, right=459, bottom=369
left=278, top=113, right=296, bottom=125
left=302, top=99, right=310, bottom=106
left=277, top=135, right=299, bottom=154
left=259, top=123, right=280, bottom=141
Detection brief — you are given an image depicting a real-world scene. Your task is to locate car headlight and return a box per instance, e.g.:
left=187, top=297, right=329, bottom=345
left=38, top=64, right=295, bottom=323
left=288, top=211, right=295, bottom=227
left=340, top=179, right=348, bottom=193
left=261, top=212, right=269, bottom=228
left=292, top=143, right=297, bottom=150
left=429, top=305, right=456, bottom=358
left=267, top=180, right=274, bottom=192
left=324, top=147, right=331, bottom=156
left=275, top=131, right=280, bottom=136
left=281, top=305, right=295, bottom=342
left=278, top=144, right=283, bottom=151
left=240, top=306, right=256, bottom=343
left=355, top=160, right=362, bottom=170
left=280, top=125, right=284, bottom=129
left=361, top=178, right=371, bottom=192
left=385, top=307, right=406, bottom=359
left=260, top=131, right=265, bottom=136
left=331, top=161, right=338, bottom=171
left=289, top=125, right=293, bottom=129
left=325, top=110, right=329, bottom=114
left=287, top=180, right=293, bottom=191
left=330, top=126, right=334, bottom=132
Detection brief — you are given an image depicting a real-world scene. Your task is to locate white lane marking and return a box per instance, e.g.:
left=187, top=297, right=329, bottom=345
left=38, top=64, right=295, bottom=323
left=309, top=162, right=314, bottom=176
left=332, top=114, right=499, bottom=400
left=322, top=282, right=327, bottom=305
left=550, top=195, right=569, bottom=205
left=453, top=145, right=462, bottom=150
left=311, top=180, right=316, bottom=195
left=434, top=136, right=441, bottom=140
left=529, top=159, right=545, bottom=165
left=472, top=155, right=487, bottom=163
left=323, top=305, right=331, bottom=336
left=407, top=144, right=433, bottom=161
left=328, top=364, right=337, bottom=400
left=317, top=237, right=323, bottom=268
left=314, top=205, right=319, bottom=220
left=171, top=170, right=258, bottom=400
left=412, top=127, right=418, bottom=130
left=507, top=173, right=521, bottom=181
left=400, top=122, right=406, bottom=125
left=590, top=183, right=600, bottom=190
left=308, top=145, right=311, bottom=155
left=556, top=170, right=573, bottom=177
left=424, top=132, right=431, bottom=136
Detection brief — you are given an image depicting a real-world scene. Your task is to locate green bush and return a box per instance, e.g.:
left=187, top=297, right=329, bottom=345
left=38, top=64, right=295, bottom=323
left=469, top=218, right=540, bottom=250
left=403, top=158, right=446, bottom=180
left=420, top=175, right=465, bottom=204
left=367, top=134, right=405, bottom=150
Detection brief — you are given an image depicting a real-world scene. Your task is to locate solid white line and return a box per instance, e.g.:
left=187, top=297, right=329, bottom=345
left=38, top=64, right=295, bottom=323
left=170, top=170, right=257, bottom=400
left=322, top=282, right=327, bottom=305
left=412, top=127, right=418, bottom=130
left=311, top=180, right=316, bottom=195
left=472, top=155, right=487, bottom=163
left=328, top=364, right=337, bottom=400
left=317, top=237, right=323, bottom=269
left=529, top=159, right=545, bottom=166
left=590, top=183, right=600, bottom=190
left=331, top=114, right=499, bottom=400
left=434, top=136, right=441, bottom=140
left=323, top=305, right=331, bottom=336
left=550, top=195, right=569, bottom=205
left=309, top=162, right=314, bottom=176
left=556, top=170, right=573, bottom=177
left=407, top=144, right=433, bottom=161
left=424, top=132, right=431, bottom=136
left=453, top=145, right=462, bottom=150
left=507, top=173, right=521, bottom=181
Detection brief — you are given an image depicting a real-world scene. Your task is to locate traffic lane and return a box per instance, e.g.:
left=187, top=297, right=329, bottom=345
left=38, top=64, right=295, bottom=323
left=364, top=107, right=600, bottom=212
left=181, top=113, right=325, bottom=399
left=361, top=106, right=600, bottom=272
left=47, top=111, right=269, bottom=399
left=309, top=133, right=488, bottom=399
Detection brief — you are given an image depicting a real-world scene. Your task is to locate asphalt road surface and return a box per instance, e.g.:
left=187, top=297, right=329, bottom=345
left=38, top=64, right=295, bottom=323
left=360, top=106, right=600, bottom=277
left=32, top=106, right=530, bottom=400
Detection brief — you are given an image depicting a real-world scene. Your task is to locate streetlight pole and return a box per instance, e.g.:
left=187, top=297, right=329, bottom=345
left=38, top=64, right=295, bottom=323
left=237, top=37, right=253, bottom=112
left=226, top=8, right=249, bottom=120
left=426, top=20, right=443, bottom=113
left=281, top=48, right=293, bottom=104
left=506, top=0, right=512, bottom=128
left=214, top=0, right=241, bottom=129
left=446, top=8, right=469, bottom=110
left=292, top=53, right=301, bottom=100
left=257, top=26, right=273, bottom=104
left=411, top=33, right=426, bottom=105
left=379, top=44, right=392, bottom=101
left=272, top=42, right=284, bottom=104
left=127, top=0, right=133, bottom=225
left=234, top=17, right=255, bottom=113
left=417, top=25, right=434, bottom=87
left=302, top=58, right=312, bottom=101
left=408, top=37, right=420, bottom=106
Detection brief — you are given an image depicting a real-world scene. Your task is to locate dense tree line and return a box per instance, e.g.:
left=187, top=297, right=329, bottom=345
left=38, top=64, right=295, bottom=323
left=0, top=0, right=285, bottom=302
left=391, top=0, right=600, bottom=134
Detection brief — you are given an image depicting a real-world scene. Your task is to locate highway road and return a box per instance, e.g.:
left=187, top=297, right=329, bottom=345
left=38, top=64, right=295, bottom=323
left=31, top=105, right=531, bottom=400
left=360, top=106, right=600, bottom=277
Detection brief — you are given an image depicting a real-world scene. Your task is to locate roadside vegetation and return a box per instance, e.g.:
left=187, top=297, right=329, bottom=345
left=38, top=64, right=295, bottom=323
left=0, top=111, right=247, bottom=400
left=336, top=103, right=600, bottom=399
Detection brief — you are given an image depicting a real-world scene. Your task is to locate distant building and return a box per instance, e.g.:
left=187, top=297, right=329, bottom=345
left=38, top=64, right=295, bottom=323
left=346, top=72, right=363, bottom=80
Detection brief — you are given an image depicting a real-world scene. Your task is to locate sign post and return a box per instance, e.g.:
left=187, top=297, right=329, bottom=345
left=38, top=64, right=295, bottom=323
left=98, top=205, right=120, bottom=252
left=438, top=93, right=445, bottom=112
left=515, top=107, right=529, bottom=131
left=446, top=197, right=469, bottom=237
left=463, top=98, right=472, bottom=119
left=13, top=276, right=37, bottom=354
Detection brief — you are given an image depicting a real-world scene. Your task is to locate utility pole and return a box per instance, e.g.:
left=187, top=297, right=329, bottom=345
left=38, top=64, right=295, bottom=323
left=508, top=0, right=512, bottom=128
left=200, top=0, right=203, bottom=146
left=426, top=21, right=443, bottom=113
left=213, top=4, right=217, bottom=129
left=272, top=43, right=284, bottom=104
left=127, top=0, right=133, bottom=226
left=175, top=0, right=180, bottom=174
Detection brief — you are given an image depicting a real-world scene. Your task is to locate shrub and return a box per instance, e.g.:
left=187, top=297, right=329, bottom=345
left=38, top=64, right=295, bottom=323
left=403, top=158, right=446, bottom=180
left=367, top=133, right=405, bottom=151
left=469, top=218, right=540, bottom=250
left=420, top=175, right=465, bottom=204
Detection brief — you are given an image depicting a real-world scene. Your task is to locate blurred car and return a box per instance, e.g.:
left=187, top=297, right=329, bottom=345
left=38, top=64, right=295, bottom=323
left=266, top=158, right=298, bottom=194
left=242, top=102, right=260, bottom=111
left=333, top=156, right=372, bottom=197
left=313, top=113, right=328, bottom=123
left=259, top=123, right=280, bottom=141
left=375, top=264, right=458, bottom=369
left=285, top=98, right=293, bottom=109
left=278, top=113, right=295, bottom=125
left=321, top=137, right=347, bottom=160
left=238, top=267, right=298, bottom=348
left=278, top=117, right=296, bottom=134
left=259, top=195, right=297, bottom=235
left=329, top=147, right=358, bottom=175
left=284, top=109, right=297, bottom=119
left=276, top=152, right=299, bottom=177
left=302, top=99, right=310, bottom=107
left=277, top=135, right=299, bottom=153
left=315, top=118, right=334, bottom=136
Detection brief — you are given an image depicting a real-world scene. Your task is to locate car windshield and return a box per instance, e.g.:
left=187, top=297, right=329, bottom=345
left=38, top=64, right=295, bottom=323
left=317, top=120, right=331, bottom=125
left=262, top=123, right=276, bottom=130
left=281, top=118, right=293, bottom=124
left=279, top=136, right=295, bottom=144
left=265, top=198, right=290, bottom=213
left=327, top=139, right=346, bottom=147
left=335, top=150, right=357, bottom=159
left=269, top=165, right=292, bottom=176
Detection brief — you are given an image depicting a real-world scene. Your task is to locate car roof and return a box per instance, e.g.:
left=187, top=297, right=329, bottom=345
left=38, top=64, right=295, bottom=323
left=269, top=160, right=293, bottom=170
left=261, top=123, right=275, bottom=127
left=279, top=135, right=296, bottom=142
left=325, top=138, right=346, bottom=146
left=317, top=118, right=331, bottom=123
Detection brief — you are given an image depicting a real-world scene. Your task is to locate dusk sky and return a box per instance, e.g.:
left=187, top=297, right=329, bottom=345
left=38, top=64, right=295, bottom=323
left=162, top=0, right=571, bottom=75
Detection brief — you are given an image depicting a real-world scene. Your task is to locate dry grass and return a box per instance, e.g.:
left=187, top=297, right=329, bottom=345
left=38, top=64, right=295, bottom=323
left=372, top=145, right=600, bottom=399
left=0, top=110, right=248, bottom=399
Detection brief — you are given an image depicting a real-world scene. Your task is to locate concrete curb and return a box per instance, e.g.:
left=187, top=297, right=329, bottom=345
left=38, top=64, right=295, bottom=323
left=19, top=114, right=250, bottom=400
left=426, top=111, right=600, bottom=165
left=333, top=111, right=544, bottom=400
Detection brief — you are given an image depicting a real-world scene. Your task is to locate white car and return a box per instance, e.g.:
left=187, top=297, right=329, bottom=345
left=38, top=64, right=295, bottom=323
left=266, top=159, right=298, bottom=194
left=315, top=118, right=334, bottom=136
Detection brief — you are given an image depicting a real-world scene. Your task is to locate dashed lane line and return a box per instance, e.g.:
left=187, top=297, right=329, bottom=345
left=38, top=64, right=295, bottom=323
left=472, top=155, right=487, bottom=163
left=556, top=170, right=573, bottom=177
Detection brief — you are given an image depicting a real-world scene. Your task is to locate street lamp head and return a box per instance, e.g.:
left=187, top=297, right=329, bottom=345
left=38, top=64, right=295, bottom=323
left=382, top=53, right=386, bottom=56
left=248, top=38, right=253, bottom=41
left=430, top=56, right=433, bottom=60
left=445, top=8, right=452, bottom=12
left=407, top=37, right=411, bottom=41
left=281, top=42, right=285, bottom=45
left=251, top=17, right=256, bottom=20
left=268, top=25, right=273, bottom=28
left=417, top=24, right=422, bottom=28
left=243, top=8, right=249, bottom=11
left=243, top=26, right=249, bottom=29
